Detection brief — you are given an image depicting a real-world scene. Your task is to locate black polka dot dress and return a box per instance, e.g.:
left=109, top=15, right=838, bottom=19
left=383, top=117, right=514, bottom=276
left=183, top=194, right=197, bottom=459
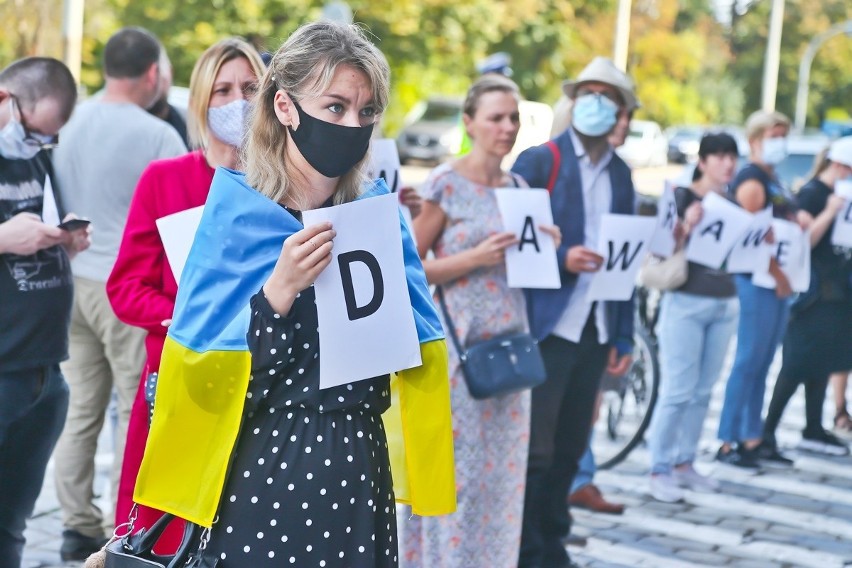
left=205, top=286, right=398, bottom=567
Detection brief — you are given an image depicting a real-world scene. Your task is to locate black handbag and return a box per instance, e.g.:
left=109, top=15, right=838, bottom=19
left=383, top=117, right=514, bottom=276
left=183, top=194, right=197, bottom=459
left=436, top=287, right=546, bottom=399
left=102, top=509, right=218, bottom=568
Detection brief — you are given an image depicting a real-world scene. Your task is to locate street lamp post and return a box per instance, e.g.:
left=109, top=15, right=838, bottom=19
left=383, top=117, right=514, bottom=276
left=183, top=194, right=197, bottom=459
left=62, top=0, right=85, bottom=84
left=794, top=20, right=852, bottom=133
left=760, top=0, right=785, bottom=112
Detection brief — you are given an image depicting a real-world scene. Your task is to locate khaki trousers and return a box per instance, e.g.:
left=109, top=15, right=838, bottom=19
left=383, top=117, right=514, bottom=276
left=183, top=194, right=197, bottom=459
left=54, top=277, right=145, bottom=538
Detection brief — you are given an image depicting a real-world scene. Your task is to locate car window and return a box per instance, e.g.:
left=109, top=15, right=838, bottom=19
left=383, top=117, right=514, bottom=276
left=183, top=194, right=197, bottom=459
left=421, top=103, right=461, bottom=123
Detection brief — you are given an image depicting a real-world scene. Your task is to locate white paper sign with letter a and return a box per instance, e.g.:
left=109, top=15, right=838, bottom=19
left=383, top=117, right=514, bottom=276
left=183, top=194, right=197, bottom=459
left=494, top=188, right=561, bottom=289
left=588, top=214, right=656, bottom=301
left=686, top=192, right=753, bottom=269
left=302, top=193, right=422, bottom=390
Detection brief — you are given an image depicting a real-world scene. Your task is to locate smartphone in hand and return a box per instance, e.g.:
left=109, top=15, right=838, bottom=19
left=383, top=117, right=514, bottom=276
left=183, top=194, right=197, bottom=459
left=57, top=219, right=91, bottom=232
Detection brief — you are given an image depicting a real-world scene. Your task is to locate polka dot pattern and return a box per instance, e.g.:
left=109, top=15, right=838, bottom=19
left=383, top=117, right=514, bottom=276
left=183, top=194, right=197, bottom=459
left=202, top=288, right=397, bottom=566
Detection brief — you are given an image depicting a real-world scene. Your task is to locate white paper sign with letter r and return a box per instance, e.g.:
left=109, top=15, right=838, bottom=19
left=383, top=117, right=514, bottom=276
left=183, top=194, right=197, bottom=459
left=302, top=193, right=422, bottom=389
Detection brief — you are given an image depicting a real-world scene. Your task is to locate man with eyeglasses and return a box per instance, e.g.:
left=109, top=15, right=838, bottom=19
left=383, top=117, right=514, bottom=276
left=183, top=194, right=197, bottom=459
left=512, top=57, right=638, bottom=568
left=0, top=56, right=89, bottom=568
left=51, top=26, right=186, bottom=561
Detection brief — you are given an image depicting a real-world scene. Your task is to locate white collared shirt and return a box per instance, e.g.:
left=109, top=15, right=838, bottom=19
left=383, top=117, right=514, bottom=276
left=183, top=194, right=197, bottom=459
left=551, top=128, right=613, bottom=345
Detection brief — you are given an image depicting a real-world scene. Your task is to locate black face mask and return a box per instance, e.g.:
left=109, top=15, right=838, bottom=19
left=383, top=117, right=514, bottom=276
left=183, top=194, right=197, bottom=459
left=288, top=99, right=374, bottom=178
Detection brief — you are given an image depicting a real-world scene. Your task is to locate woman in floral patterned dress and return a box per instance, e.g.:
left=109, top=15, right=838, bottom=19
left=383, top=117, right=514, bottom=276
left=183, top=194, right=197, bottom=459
left=400, top=74, right=560, bottom=567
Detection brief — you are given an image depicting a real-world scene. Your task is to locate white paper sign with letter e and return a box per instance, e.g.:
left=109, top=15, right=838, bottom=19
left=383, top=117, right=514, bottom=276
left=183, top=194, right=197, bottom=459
left=752, top=219, right=811, bottom=293
left=648, top=184, right=678, bottom=258
left=588, top=214, right=656, bottom=301
left=494, top=188, right=560, bottom=289
left=686, top=192, right=753, bottom=269
left=830, top=180, right=852, bottom=248
left=156, top=205, right=205, bottom=285
left=726, top=205, right=773, bottom=274
left=302, top=192, right=422, bottom=390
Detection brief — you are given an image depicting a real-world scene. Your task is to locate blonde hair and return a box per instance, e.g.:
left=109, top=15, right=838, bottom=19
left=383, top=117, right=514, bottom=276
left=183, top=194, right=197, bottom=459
left=744, top=110, right=791, bottom=142
left=244, top=21, right=391, bottom=207
left=463, top=74, right=519, bottom=118
left=187, top=38, right=266, bottom=151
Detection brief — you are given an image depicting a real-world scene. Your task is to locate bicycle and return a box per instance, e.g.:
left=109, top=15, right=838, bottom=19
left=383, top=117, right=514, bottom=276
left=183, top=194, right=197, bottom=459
left=594, top=285, right=662, bottom=470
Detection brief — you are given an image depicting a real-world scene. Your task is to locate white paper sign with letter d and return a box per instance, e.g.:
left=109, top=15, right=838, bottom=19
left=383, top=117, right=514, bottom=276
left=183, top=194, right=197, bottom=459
left=494, top=188, right=561, bottom=289
left=302, top=193, right=422, bottom=390
left=588, top=214, right=656, bottom=301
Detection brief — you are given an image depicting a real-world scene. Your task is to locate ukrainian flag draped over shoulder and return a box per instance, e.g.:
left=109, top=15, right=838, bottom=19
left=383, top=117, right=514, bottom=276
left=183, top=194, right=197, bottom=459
left=134, top=168, right=455, bottom=527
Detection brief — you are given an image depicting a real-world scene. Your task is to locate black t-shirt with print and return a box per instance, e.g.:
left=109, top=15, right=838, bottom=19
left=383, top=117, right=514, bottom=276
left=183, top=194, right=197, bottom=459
left=0, top=151, right=74, bottom=372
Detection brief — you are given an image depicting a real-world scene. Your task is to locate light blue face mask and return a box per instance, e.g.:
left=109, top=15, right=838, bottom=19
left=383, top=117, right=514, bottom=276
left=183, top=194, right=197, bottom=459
left=0, top=98, right=41, bottom=160
left=207, top=99, right=250, bottom=148
left=572, top=93, right=619, bottom=137
left=761, top=136, right=788, bottom=166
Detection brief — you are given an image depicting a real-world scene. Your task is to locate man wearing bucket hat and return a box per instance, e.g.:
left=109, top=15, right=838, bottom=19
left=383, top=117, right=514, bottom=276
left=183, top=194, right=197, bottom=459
left=511, top=56, right=638, bottom=568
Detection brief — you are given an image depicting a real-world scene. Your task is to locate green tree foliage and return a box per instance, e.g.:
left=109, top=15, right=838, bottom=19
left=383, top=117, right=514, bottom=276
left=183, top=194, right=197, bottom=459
left=0, top=0, right=848, bottom=134
left=729, top=0, right=852, bottom=127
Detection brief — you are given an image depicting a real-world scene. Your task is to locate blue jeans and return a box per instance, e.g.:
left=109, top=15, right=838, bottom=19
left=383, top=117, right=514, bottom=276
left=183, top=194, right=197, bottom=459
left=571, top=443, right=596, bottom=493
left=649, top=292, right=738, bottom=474
left=0, top=365, right=69, bottom=568
left=717, top=276, right=790, bottom=444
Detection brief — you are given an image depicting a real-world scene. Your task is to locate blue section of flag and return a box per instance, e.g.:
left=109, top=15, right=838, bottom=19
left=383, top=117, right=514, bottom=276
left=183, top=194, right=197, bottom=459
left=168, top=168, right=443, bottom=354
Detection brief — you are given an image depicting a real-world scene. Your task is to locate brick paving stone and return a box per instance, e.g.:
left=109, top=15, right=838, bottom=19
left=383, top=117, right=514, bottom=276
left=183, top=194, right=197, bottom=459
left=671, top=509, right=724, bottom=525
left=641, top=535, right=717, bottom=552
left=673, top=549, right=734, bottom=565
left=629, top=536, right=680, bottom=557
left=717, top=518, right=771, bottom=532
left=765, top=493, right=831, bottom=511
left=593, top=527, right=651, bottom=544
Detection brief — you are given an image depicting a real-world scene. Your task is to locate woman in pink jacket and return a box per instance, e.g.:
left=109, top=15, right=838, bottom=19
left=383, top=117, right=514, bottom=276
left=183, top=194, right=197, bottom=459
left=106, top=37, right=265, bottom=549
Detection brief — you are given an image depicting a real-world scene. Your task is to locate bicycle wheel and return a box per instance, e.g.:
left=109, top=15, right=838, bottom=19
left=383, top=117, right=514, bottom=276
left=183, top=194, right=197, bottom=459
left=595, top=326, right=660, bottom=470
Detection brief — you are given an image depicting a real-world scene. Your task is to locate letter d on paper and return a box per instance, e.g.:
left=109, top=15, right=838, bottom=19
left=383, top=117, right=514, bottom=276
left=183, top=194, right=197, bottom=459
left=338, top=250, right=385, bottom=321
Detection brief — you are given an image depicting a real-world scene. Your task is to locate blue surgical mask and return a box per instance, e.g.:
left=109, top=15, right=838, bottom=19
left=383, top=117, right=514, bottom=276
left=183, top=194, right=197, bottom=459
left=572, top=93, right=619, bottom=137
left=0, top=98, right=41, bottom=160
left=207, top=99, right=250, bottom=148
left=761, top=137, right=788, bottom=166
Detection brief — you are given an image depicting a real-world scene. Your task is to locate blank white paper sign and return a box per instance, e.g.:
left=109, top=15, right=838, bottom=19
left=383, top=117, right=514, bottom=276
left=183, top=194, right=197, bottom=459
left=494, top=188, right=560, bottom=289
left=302, top=193, right=422, bottom=390
left=155, top=205, right=205, bottom=285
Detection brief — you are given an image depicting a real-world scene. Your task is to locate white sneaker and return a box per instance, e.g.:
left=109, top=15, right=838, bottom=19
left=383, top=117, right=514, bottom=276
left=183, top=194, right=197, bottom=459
left=650, top=474, right=684, bottom=503
left=673, top=464, right=720, bottom=493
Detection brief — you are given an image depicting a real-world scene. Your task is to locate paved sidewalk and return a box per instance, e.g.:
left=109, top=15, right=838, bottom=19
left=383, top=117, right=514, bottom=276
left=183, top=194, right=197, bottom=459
left=22, top=351, right=852, bottom=567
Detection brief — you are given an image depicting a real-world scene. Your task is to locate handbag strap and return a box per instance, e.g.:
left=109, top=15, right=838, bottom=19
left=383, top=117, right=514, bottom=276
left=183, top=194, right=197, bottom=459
left=435, top=286, right=466, bottom=360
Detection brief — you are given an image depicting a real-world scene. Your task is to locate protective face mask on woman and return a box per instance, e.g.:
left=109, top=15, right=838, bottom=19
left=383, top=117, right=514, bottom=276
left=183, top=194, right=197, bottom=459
left=761, top=137, right=788, bottom=166
left=572, top=93, right=619, bottom=138
left=207, top=99, right=250, bottom=148
left=0, top=99, right=41, bottom=160
left=288, top=99, right=374, bottom=178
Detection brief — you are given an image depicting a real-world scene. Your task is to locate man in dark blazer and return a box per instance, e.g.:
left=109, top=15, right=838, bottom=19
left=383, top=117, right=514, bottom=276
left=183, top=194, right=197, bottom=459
left=511, top=56, right=638, bottom=568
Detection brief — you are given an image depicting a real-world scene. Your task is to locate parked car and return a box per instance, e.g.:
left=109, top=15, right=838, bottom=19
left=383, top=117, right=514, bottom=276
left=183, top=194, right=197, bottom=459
left=776, top=134, right=831, bottom=191
left=396, top=97, right=464, bottom=164
left=617, top=120, right=668, bottom=168
left=672, top=133, right=832, bottom=193
left=665, top=125, right=704, bottom=163
left=396, top=97, right=554, bottom=166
